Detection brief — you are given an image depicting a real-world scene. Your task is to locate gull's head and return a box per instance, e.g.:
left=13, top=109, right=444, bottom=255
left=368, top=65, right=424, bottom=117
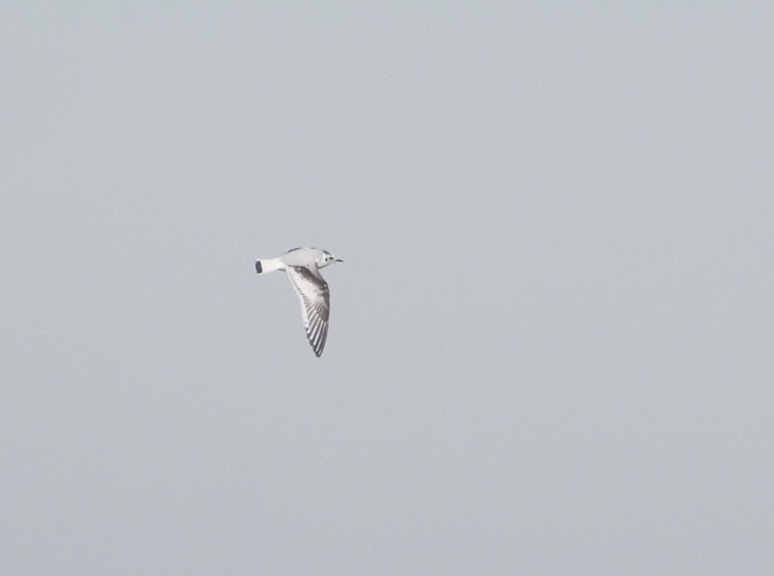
left=321, top=250, right=344, bottom=267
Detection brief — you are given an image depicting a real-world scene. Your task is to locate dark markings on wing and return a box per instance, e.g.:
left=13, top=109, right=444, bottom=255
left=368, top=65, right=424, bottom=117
left=286, top=266, right=330, bottom=357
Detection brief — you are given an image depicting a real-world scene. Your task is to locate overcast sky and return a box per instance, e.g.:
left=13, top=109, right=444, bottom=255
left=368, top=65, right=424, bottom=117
left=2, top=2, right=773, bottom=575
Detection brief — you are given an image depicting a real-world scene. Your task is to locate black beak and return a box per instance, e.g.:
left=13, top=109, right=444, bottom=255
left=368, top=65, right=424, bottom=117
left=335, top=258, right=344, bottom=263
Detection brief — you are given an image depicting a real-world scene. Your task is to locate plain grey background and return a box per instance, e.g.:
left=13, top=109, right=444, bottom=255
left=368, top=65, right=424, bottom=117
left=2, top=2, right=773, bottom=574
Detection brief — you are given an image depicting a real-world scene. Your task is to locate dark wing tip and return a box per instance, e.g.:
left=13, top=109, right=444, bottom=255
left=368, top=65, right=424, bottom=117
left=255, top=260, right=262, bottom=273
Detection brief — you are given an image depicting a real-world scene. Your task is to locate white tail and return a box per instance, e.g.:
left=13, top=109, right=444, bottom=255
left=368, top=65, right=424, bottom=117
left=255, top=258, right=285, bottom=274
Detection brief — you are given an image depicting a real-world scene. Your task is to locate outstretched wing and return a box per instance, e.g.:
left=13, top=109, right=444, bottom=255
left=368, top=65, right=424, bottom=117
left=285, top=265, right=330, bottom=357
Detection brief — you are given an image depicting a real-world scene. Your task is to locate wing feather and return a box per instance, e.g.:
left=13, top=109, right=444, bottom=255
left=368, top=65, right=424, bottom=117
left=286, top=265, right=330, bottom=357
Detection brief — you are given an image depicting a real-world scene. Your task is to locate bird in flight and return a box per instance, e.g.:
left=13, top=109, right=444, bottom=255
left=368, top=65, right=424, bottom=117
left=255, top=247, right=343, bottom=357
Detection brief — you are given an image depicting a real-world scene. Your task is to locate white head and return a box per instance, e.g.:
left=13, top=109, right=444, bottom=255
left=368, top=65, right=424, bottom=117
left=320, top=250, right=344, bottom=268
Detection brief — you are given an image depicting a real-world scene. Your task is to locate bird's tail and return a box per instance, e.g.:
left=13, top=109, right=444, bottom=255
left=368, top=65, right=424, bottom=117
left=255, top=258, right=284, bottom=274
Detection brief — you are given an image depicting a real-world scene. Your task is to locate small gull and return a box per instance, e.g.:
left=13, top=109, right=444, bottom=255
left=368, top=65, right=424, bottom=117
left=255, top=247, right=343, bottom=357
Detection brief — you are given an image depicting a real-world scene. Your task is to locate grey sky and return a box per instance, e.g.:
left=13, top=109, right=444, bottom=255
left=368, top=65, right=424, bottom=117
left=2, top=2, right=773, bottom=574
